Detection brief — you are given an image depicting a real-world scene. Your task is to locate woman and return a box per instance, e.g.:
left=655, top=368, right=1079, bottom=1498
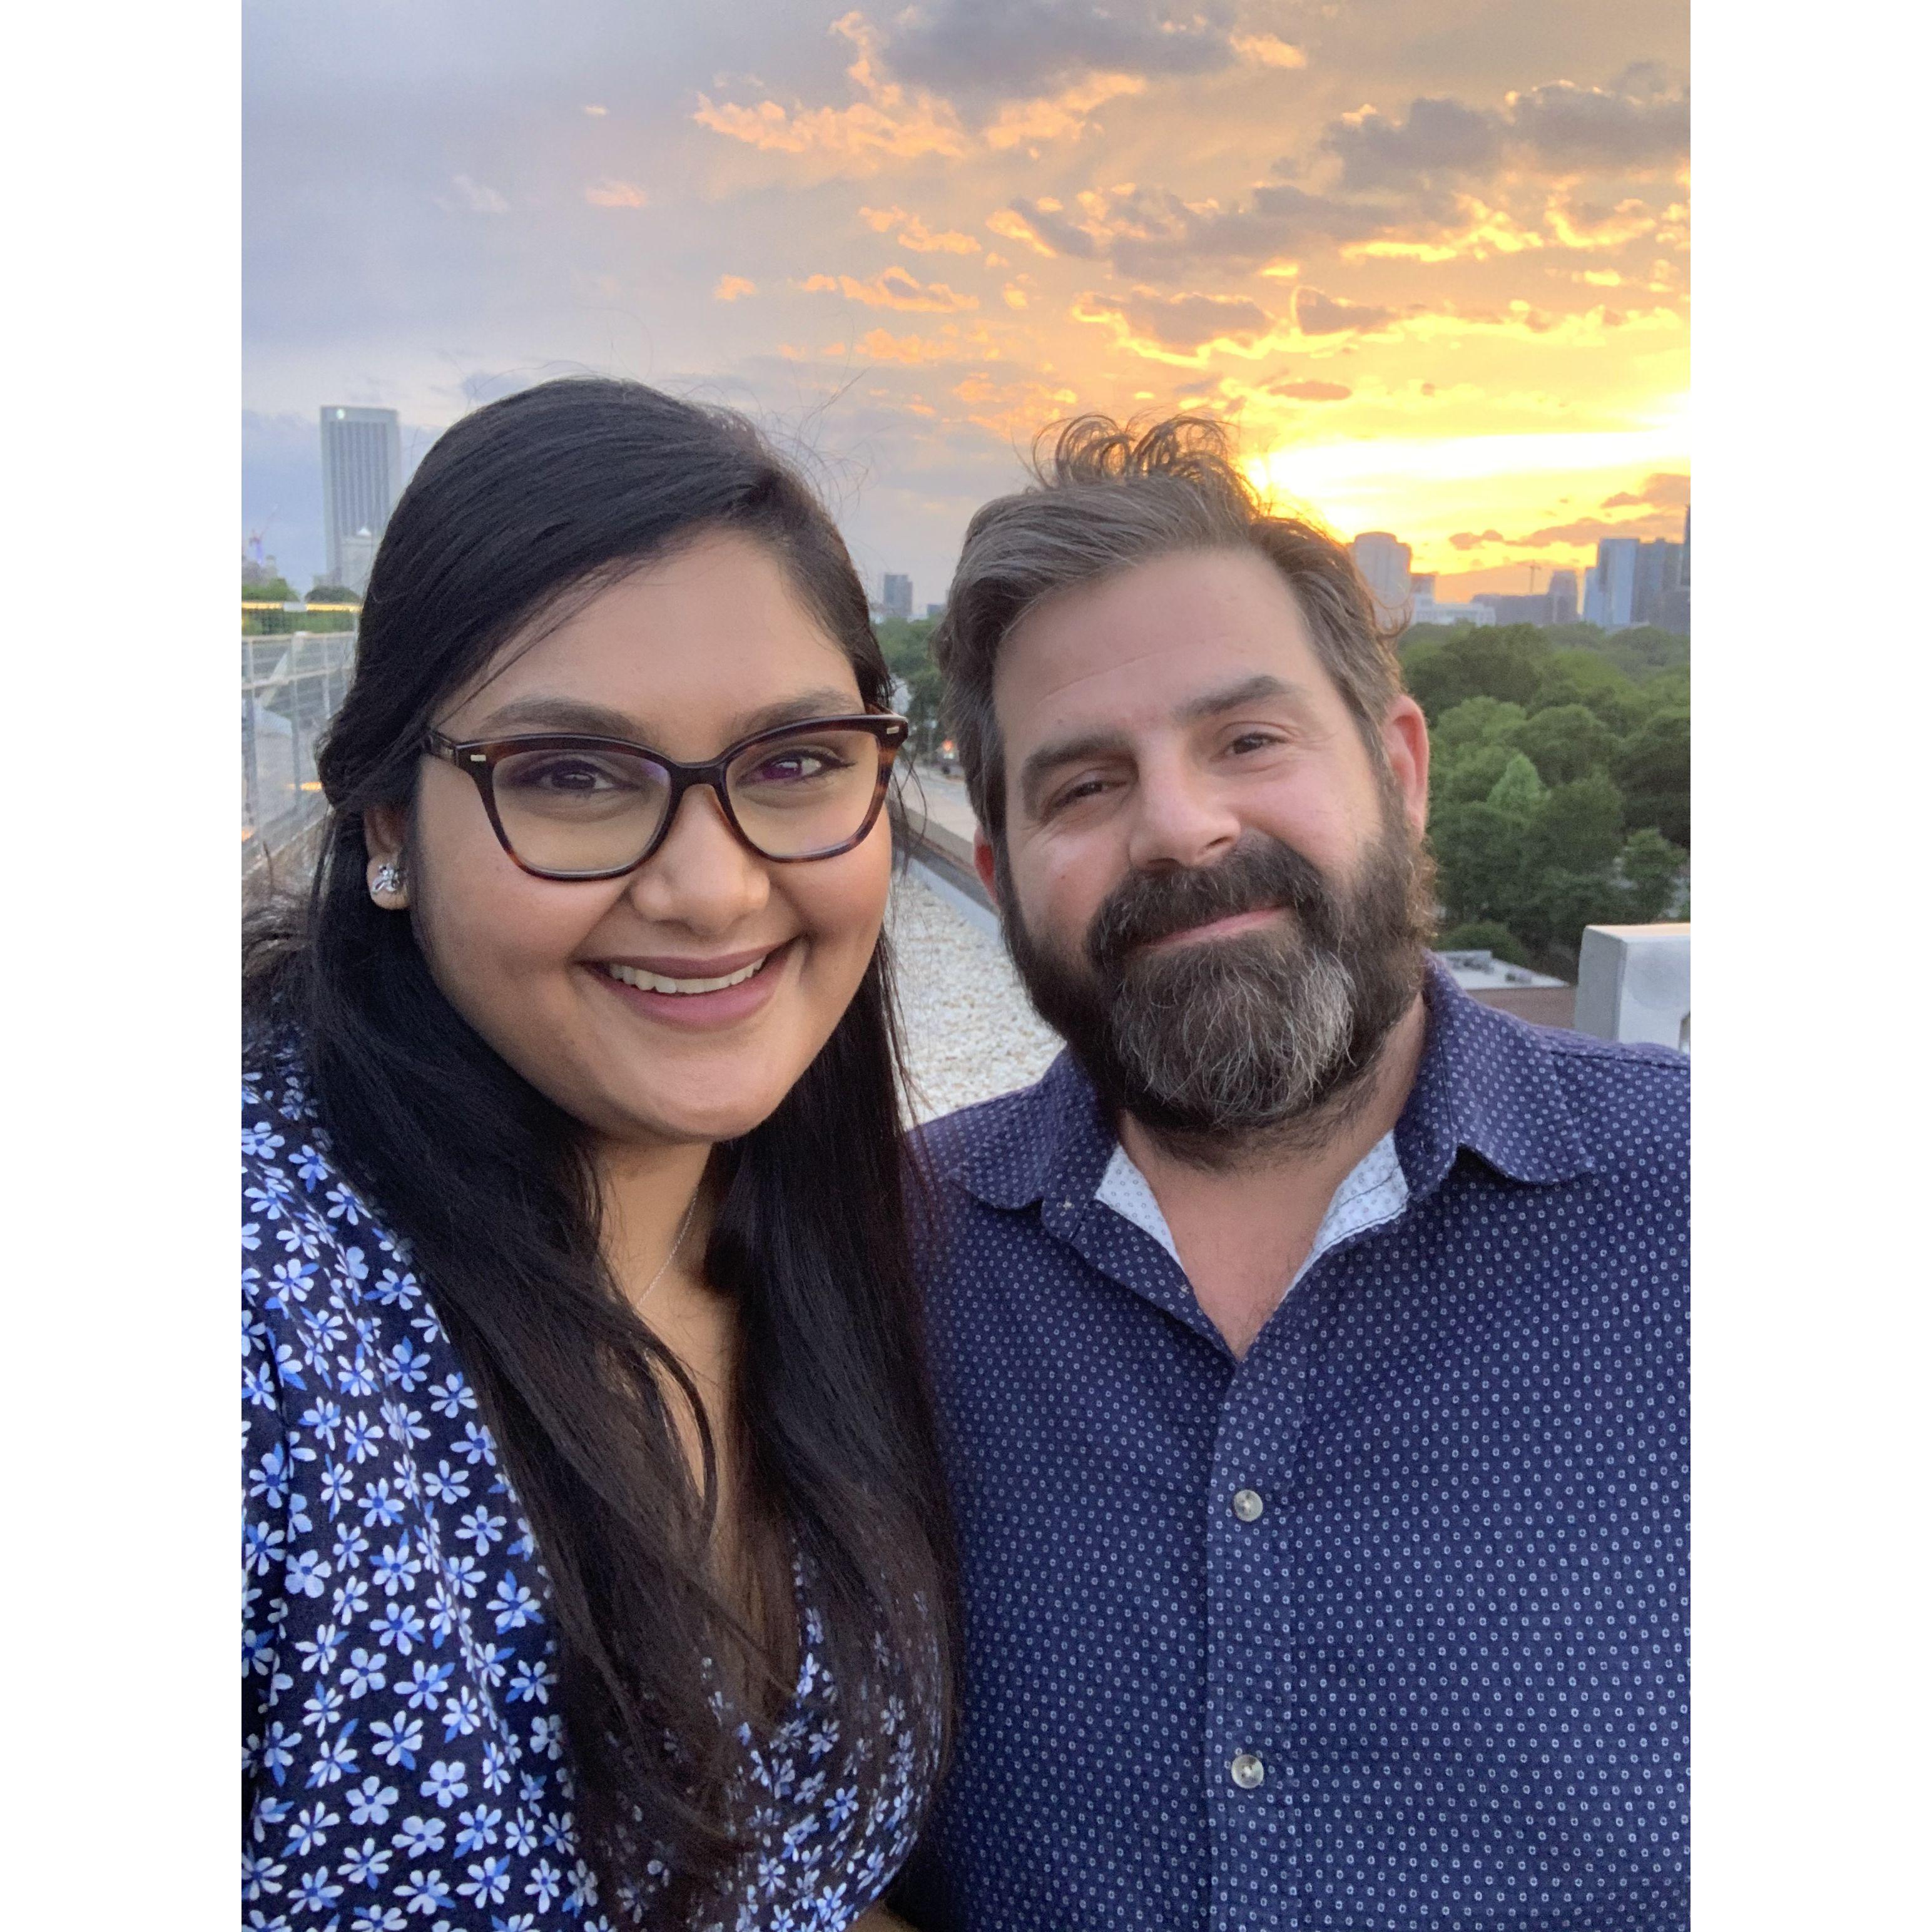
left=243, top=378, right=950, bottom=1929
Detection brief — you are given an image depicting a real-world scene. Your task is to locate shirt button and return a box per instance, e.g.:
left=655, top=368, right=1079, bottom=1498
left=1231, top=1488, right=1264, bottom=1522
left=1230, top=1752, right=1266, bottom=1790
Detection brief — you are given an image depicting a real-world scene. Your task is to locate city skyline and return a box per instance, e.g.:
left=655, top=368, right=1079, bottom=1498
left=244, top=1, right=1689, bottom=599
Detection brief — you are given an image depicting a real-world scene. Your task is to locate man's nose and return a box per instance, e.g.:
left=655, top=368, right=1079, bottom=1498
left=1124, top=756, right=1243, bottom=873
left=622, top=783, right=771, bottom=932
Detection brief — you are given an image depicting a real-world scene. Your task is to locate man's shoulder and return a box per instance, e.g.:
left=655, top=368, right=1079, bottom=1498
left=1511, top=1014, right=1688, bottom=1176
left=912, top=1057, right=1072, bottom=1208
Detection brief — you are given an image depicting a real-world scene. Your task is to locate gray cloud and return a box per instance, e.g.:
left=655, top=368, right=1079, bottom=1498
left=1009, top=199, right=1107, bottom=259
left=1320, top=96, right=1503, bottom=190
left=1508, top=79, right=1689, bottom=172
left=1111, top=289, right=1274, bottom=349
left=1105, top=182, right=1396, bottom=277
left=1294, top=288, right=1395, bottom=335
left=1319, top=72, right=1687, bottom=191
left=884, top=0, right=1249, bottom=99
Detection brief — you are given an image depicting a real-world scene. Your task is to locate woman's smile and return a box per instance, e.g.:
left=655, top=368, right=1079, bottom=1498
left=584, top=937, right=796, bottom=1030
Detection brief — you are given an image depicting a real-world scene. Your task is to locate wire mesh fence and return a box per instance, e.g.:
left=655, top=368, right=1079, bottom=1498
left=243, top=629, right=355, bottom=894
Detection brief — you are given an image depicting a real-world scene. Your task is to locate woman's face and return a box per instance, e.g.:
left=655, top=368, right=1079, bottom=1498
left=369, top=529, right=893, bottom=1151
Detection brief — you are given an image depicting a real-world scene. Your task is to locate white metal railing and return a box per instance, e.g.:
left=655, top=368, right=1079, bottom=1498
left=243, top=629, right=355, bottom=885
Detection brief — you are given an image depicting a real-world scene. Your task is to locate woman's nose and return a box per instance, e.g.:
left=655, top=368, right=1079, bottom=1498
left=622, top=783, right=771, bottom=933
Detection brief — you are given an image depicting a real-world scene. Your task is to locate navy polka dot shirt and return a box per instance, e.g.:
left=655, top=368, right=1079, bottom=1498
left=897, top=959, right=1688, bottom=1932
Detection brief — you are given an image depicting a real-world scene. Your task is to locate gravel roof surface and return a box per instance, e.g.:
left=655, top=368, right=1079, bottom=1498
left=887, top=868, right=1064, bottom=1125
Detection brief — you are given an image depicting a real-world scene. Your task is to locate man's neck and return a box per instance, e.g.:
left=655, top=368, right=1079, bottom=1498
left=1115, top=991, right=1429, bottom=1357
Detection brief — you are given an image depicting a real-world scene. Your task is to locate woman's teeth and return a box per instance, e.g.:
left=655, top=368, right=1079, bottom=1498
left=601, top=955, right=770, bottom=996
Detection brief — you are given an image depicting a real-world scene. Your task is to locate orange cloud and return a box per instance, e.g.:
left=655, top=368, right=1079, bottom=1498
left=694, top=16, right=968, bottom=163
left=1229, top=33, right=1306, bottom=69
left=985, top=209, right=1055, bottom=257
left=952, top=372, right=1081, bottom=442
left=713, top=275, right=757, bottom=302
left=800, top=266, right=979, bottom=312
left=857, top=204, right=980, bottom=253
left=982, top=72, right=1146, bottom=149
left=584, top=179, right=648, bottom=208
left=852, top=328, right=960, bottom=365
left=694, top=13, right=1142, bottom=170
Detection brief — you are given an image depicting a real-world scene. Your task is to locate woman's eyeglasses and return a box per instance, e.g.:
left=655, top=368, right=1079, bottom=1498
left=425, top=713, right=910, bottom=881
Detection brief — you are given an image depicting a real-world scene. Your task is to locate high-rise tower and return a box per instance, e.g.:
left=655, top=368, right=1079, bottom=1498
left=320, top=405, right=402, bottom=594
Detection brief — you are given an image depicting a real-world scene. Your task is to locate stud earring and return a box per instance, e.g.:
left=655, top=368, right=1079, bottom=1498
left=372, top=862, right=403, bottom=898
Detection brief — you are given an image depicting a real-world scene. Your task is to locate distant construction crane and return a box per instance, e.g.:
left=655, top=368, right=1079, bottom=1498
left=247, top=507, right=279, bottom=567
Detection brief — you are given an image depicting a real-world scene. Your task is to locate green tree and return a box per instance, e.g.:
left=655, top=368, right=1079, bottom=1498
left=1431, top=801, right=1527, bottom=927
left=1436, top=920, right=1532, bottom=965
left=903, top=663, right=948, bottom=756
left=876, top=616, right=937, bottom=680
left=1433, top=696, right=1527, bottom=758
left=307, top=582, right=360, bottom=603
left=1403, top=623, right=1553, bottom=720
left=1513, top=703, right=1617, bottom=786
left=244, top=575, right=296, bottom=602
left=1524, top=772, right=1625, bottom=874
left=1529, top=649, right=1645, bottom=733
left=1435, top=741, right=1515, bottom=806
left=1617, top=827, right=1687, bottom=923
left=1486, top=751, right=1548, bottom=821
left=1612, top=709, right=1690, bottom=848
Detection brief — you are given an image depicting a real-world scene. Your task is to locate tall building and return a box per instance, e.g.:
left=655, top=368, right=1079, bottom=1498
left=1408, top=572, right=1436, bottom=599
left=1350, top=532, right=1412, bottom=621
left=320, top=405, right=402, bottom=594
left=924, top=602, right=945, bottom=621
left=882, top=573, right=913, bottom=621
left=1631, top=539, right=1685, bottom=628
left=1547, top=569, right=1579, bottom=623
left=1583, top=537, right=1641, bottom=628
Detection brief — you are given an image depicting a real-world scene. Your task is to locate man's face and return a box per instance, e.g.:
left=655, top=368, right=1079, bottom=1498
left=975, top=545, right=1435, bottom=1155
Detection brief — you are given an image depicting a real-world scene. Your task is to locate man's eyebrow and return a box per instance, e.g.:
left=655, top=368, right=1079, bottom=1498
left=459, top=685, right=865, bottom=745
left=1016, top=726, right=1134, bottom=813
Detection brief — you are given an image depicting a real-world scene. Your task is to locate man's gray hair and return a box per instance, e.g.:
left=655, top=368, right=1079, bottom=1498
left=930, top=415, right=1406, bottom=847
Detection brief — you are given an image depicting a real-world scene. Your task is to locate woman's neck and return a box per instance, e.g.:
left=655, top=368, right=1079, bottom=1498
left=594, top=1136, right=717, bottom=1313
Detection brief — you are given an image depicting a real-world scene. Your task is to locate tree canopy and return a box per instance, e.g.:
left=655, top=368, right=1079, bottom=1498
left=1405, top=617, right=1689, bottom=971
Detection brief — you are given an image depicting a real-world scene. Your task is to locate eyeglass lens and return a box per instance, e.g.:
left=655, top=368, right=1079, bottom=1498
left=489, top=723, right=888, bottom=873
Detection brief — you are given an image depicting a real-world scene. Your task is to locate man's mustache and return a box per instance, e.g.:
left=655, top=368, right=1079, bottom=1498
left=1085, top=838, right=1340, bottom=974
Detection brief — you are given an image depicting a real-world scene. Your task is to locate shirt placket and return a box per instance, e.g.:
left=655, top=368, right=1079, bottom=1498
left=1204, top=1332, right=1305, bottom=1932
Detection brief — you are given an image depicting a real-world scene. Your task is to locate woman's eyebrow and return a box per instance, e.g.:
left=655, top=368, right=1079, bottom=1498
left=460, top=686, right=864, bottom=744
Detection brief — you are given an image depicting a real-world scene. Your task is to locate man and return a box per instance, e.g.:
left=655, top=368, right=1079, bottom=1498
left=893, top=417, right=1688, bottom=1931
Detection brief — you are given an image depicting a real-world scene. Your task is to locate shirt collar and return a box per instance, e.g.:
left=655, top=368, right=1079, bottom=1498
left=942, top=952, right=1593, bottom=1212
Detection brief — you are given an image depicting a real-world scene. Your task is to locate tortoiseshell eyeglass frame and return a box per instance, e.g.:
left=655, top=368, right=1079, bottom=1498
left=424, top=712, right=910, bottom=882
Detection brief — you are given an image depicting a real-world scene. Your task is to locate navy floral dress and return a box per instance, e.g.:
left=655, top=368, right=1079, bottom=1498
left=243, top=1041, right=933, bottom=1929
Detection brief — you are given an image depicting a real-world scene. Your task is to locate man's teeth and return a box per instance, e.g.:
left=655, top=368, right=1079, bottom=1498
left=602, top=955, right=769, bottom=995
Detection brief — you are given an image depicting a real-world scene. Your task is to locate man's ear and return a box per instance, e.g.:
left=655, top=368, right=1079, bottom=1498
left=973, top=829, right=999, bottom=898
left=1380, top=696, right=1431, bottom=838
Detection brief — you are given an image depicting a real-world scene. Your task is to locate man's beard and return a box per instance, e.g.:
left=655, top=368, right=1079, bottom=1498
left=998, top=802, right=1436, bottom=1167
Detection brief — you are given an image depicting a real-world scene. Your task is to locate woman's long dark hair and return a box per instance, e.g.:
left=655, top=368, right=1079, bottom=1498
left=244, top=378, right=953, bottom=1916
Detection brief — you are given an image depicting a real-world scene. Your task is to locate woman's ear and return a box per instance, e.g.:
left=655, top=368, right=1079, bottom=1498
left=364, top=804, right=410, bottom=909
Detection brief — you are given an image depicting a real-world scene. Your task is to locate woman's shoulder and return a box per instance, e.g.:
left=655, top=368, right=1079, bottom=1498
left=242, top=1030, right=417, bottom=1332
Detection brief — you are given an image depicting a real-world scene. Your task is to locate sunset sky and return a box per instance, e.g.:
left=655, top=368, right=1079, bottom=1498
left=243, top=0, right=1689, bottom=604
